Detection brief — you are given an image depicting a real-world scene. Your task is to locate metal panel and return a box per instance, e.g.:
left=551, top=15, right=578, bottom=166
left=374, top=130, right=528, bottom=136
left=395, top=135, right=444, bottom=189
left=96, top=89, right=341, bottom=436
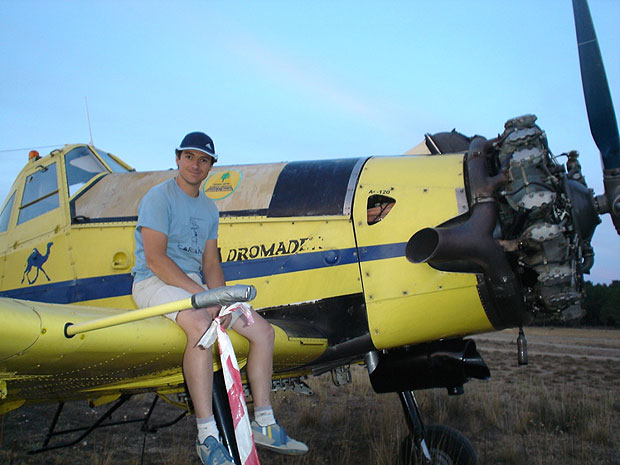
left=268, top=158, right=367, bottom=217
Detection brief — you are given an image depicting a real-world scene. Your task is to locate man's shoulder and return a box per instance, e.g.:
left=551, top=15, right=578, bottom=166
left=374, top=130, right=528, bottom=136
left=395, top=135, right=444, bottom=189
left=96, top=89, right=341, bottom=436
left=152, top=176, right=176, bottom=192
left=138, top=179, right=176, bottom=216
left=144, top=178, right=175, bottom=199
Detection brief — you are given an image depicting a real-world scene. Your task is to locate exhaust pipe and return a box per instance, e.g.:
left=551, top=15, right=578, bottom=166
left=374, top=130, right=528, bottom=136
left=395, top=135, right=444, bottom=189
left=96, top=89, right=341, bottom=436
left=405, top=137, right=529, bottom=326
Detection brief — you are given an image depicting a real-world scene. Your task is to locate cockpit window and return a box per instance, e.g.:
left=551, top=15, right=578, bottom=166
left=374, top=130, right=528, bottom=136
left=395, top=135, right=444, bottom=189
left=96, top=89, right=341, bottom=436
left=0, top=191, right=16, bottom=232
left=367, top=194, right=396, bottom=225
left=18, top=163, right=59, bottom=225
left=65, top=146, right=108, bottom=197
left=94, top=148, right=131, bottom=173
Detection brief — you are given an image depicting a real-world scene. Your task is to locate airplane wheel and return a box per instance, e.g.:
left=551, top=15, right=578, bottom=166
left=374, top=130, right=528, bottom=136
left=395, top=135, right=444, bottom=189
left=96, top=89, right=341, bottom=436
left=399, top=425, right=478, bottom=465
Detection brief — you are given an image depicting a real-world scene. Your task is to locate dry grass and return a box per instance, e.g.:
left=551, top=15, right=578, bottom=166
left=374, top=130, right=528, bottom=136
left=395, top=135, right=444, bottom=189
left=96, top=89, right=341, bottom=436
left=1, top=327, right=618, bottom=465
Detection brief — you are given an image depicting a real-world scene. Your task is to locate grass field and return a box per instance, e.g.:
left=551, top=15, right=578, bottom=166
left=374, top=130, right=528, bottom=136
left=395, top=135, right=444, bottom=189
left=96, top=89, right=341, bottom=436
left=1, top=327, right=619, bottom=464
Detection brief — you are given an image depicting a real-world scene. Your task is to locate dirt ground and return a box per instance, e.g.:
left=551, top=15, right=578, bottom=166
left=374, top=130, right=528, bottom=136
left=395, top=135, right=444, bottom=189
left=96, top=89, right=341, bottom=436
left=1, top=327, right=619, bottom=465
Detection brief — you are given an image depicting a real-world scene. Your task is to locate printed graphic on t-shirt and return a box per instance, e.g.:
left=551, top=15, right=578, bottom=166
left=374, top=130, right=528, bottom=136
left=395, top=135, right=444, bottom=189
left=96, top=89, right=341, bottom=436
left=177, top=217, right=204, bottom=255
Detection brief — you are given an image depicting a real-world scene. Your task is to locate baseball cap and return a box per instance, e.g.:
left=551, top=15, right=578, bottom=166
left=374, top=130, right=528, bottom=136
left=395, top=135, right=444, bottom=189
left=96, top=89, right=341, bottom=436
left=176, top=131, right=218, bottom=162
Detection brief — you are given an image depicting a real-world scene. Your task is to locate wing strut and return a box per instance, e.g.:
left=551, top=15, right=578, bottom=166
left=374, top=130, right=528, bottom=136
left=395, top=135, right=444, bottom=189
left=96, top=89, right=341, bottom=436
left=29, top=394, right=188, bottom=455
left=64, top=284, right=256, bottom=337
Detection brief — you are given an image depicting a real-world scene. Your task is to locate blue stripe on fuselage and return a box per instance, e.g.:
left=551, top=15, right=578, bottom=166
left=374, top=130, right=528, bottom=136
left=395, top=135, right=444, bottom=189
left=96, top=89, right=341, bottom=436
left=0, top=273, right=134, bottom=304
left=0, top=242, right=407, bottom=304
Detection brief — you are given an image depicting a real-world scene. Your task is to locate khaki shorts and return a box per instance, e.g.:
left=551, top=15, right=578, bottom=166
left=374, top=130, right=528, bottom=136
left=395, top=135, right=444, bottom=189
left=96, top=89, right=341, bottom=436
left=132, top=273, right=206, bottom=321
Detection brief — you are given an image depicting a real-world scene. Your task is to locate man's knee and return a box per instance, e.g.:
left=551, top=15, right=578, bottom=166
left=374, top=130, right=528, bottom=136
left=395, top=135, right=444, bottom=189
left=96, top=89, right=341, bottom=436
left=256, top=320, right=275, bottom=346
left=178, top=309, right=213, bottom=340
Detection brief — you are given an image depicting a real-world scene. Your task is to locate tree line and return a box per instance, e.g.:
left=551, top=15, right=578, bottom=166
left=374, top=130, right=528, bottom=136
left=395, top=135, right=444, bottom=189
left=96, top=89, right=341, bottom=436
left=581, top=280, right=620, bottom=327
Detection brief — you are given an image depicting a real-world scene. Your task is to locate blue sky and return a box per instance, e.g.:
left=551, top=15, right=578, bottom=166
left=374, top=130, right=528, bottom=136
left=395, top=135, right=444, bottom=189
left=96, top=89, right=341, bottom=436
left=1, top=0, right=618, bottom=283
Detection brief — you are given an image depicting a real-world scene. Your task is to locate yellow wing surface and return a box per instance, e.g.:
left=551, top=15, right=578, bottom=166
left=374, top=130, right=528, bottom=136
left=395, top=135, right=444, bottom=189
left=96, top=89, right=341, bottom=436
left=0, top=297, right=327, bottom=414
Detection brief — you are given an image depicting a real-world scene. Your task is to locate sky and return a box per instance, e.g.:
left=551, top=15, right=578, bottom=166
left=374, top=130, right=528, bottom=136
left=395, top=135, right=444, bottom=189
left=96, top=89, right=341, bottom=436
left=1, top=0, right=618, bottom=284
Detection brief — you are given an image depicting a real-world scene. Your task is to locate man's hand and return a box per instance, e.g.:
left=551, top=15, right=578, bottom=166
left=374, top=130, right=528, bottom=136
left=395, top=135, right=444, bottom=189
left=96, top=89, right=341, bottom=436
left=206, top=305, right=233, bottom=329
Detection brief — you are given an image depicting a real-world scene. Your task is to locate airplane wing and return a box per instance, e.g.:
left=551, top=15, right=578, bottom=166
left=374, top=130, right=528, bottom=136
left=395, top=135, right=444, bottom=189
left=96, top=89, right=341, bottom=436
left=0, top=297, right=327, bottom=415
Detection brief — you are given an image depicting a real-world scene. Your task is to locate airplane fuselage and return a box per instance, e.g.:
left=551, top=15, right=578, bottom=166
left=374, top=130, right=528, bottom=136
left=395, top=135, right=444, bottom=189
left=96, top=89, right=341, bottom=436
left=0, top=146, right=494, bottom=379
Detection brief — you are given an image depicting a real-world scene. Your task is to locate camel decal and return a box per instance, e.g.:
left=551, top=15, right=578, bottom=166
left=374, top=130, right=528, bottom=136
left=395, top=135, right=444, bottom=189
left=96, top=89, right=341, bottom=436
left=21, top=242, right=53, bottom=285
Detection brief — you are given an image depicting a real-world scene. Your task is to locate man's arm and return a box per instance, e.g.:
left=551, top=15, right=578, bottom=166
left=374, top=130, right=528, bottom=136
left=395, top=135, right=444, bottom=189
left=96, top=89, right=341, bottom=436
left=201, top=238, right=233, bottom=326
left=141, top=226, right=206, bottom=295
left=202, top=238, right=226, bottom=289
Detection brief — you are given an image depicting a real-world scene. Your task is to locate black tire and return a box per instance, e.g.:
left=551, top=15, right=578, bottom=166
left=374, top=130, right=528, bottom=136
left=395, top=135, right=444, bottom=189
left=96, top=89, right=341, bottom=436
left=399, top=425, right=478, bottom=465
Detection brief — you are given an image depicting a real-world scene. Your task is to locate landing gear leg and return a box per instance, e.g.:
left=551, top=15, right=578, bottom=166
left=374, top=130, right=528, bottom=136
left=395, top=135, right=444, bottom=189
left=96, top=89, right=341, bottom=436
left=399, top=390, right=432, bottom=464
left=212, top=369, right=242, bottom=465
left=398, top=391, right=478, bottom=465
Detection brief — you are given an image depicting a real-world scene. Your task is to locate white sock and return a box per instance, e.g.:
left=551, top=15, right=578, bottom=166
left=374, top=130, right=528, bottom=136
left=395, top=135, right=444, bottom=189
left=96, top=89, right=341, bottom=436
left=197, top=416, right=219, bottom=443
left=254, top=405, right=276, bottom=427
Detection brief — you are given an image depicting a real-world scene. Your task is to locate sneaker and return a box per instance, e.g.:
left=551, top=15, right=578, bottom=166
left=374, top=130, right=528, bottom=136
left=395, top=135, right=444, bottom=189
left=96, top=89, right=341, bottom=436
left=251, top=421, right=309, bottom=455
left=196, top=436, right=235, bottom=465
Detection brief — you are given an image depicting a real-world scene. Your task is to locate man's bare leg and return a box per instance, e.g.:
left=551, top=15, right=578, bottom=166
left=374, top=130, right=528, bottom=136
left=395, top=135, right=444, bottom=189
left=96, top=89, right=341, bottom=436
left=176, top=308, right=214, bottom=418
left=232, top=310, right=275, bottom=408
left=233, top=311, right=308, bottom=455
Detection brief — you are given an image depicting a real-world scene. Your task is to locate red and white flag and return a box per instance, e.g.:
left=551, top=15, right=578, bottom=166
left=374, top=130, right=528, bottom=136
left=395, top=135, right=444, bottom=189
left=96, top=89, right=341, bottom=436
left=197, top=302, right=261, bottom=465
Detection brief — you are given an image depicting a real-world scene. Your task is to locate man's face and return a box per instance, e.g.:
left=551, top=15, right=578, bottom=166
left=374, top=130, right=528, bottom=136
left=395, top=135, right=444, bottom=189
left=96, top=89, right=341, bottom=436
left=176, top=149, right=214, bottom=187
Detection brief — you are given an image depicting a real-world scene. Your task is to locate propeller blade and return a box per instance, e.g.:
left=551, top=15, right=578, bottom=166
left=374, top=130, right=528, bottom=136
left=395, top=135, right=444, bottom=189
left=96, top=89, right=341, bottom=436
left=572, top=0, right=620, bottom=170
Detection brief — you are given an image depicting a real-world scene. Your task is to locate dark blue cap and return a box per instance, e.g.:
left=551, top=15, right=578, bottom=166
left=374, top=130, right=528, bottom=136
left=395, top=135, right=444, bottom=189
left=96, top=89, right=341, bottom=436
left=176, top=131, right=218, bottom=162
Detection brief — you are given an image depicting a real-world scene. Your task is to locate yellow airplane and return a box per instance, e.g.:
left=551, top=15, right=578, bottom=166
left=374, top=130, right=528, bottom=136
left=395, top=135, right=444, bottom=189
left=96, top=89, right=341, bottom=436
left=1, top=1, right=618, bottom=463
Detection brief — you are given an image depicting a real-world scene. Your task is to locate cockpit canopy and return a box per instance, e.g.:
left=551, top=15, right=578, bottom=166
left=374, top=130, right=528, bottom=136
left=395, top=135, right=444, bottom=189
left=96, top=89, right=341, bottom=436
left=0, top=145, right=131, bottom=233
left=66, top=146, right=130, bottom=196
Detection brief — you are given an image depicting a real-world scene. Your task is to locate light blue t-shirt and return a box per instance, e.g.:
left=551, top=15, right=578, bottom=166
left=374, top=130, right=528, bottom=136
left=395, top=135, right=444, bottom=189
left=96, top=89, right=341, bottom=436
left=132, top=177, right=219, bottom=283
